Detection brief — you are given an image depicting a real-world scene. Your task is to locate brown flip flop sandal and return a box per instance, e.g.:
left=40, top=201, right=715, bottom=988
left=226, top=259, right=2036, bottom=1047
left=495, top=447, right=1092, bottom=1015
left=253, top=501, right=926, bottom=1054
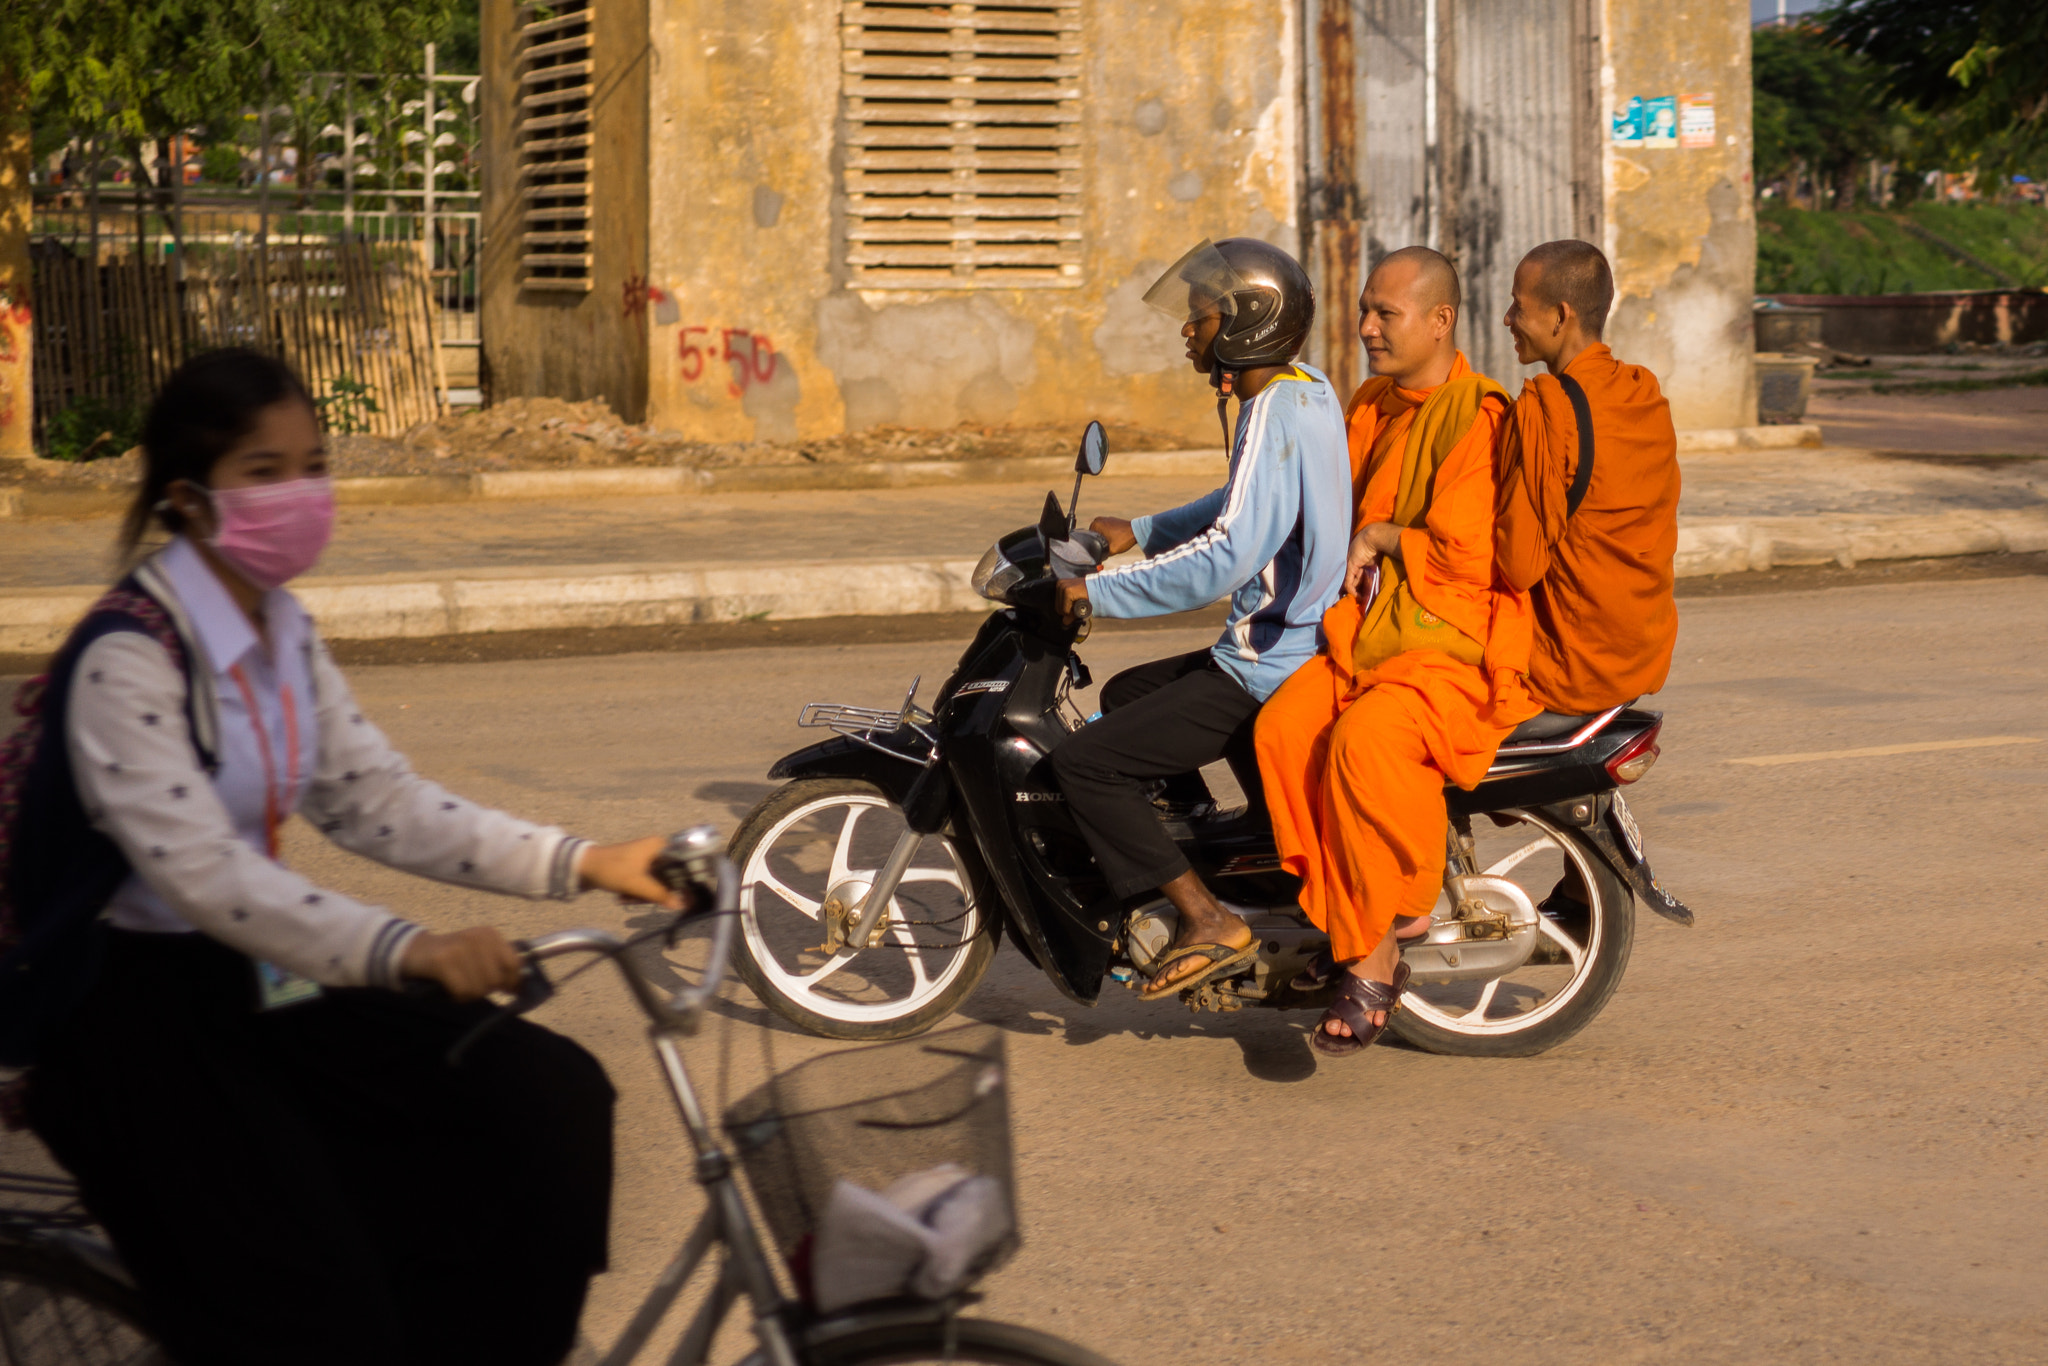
left=1309, top=962, right=1412, bottom=1057
left=1137, top=939, right=1258, bottom=1001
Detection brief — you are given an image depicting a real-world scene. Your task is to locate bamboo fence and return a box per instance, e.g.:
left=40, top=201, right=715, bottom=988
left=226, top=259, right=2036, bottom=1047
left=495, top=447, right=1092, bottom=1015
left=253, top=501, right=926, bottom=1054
left=30, top=240, right=444, bottom=443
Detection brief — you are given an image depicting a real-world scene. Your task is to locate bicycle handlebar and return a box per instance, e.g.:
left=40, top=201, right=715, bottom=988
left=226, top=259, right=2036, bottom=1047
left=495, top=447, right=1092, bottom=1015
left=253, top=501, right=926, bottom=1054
left=516, top=825, right=741, bottom=1033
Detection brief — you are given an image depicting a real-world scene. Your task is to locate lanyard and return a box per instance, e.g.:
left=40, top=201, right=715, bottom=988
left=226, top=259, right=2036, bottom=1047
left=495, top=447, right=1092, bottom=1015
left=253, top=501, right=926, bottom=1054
left=226, top=663, right=299, bottom=861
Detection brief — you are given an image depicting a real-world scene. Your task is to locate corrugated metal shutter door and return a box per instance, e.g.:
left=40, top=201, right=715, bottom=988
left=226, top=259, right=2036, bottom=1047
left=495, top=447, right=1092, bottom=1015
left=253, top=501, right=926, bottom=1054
left=517, top=0, right=595, bottom=292
left=840, top=0, right=1084, bottom=289
left=1451, top=0, right=1584, bottom=382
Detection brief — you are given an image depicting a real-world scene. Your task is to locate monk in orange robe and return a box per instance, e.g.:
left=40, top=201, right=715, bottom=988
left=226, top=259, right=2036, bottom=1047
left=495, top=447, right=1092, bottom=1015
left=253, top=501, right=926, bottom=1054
left=1496, top=239, right=1681, bottom=715
left=1255, top=247, right=1537, bottom=1056
left=1494, top=240, right=1681, bottom=927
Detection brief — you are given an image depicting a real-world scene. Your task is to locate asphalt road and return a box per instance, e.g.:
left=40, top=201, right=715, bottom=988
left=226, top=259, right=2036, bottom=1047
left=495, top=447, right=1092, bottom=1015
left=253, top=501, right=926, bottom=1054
left=9, top=572, right=2048, bottom=1362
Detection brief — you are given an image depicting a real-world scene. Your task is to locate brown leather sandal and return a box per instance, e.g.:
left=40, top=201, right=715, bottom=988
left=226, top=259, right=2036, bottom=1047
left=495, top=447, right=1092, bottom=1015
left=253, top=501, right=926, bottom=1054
left=1290, top=919, right=1430, bottom=992
left=1309, top=962, right=1412, bottom=1057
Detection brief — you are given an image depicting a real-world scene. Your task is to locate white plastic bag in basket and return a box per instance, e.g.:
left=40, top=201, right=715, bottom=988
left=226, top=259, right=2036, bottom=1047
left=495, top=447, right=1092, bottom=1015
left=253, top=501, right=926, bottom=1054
left=811, top=1163, right=1013, bottom=1313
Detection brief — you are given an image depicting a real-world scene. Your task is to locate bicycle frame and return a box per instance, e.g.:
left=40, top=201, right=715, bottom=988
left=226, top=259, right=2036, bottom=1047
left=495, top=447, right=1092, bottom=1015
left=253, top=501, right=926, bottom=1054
left=521, top=847, right=806, bottom=1366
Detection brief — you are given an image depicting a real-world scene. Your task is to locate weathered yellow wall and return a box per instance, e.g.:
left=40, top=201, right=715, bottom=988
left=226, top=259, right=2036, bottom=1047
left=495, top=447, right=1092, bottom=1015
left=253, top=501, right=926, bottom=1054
left=481, top=0, right=653, bottom=420
left=1600, top=0, right=1756, bottom=429
left=483, top=0, right=1755, bottom=438
left=0, top=96, right=31, bottom=458
left=640, top=0, right=1299, bottom=446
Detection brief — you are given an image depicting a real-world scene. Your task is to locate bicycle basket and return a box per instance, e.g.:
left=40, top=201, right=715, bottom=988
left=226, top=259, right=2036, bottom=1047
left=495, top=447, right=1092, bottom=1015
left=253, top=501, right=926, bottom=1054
left=723, top=1023, right=1017, bottom=1310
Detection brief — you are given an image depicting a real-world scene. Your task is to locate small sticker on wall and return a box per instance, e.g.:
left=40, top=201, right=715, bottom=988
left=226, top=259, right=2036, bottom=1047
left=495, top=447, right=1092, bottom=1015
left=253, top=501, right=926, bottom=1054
left=1679, top=93, right=1716, bottom=149
left=1611, top=96, right=1644, bottom=144
left=1643, top=96, right=1678, bottom=148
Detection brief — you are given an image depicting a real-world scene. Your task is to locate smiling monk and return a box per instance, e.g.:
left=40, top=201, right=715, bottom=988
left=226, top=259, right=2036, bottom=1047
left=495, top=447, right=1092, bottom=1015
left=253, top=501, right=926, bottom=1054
left=1495, top=241, right=1680, bottom=930
left=1254, top=247, right=1538, bottom=1057
left=1496, top=240, right=1680, bottom=717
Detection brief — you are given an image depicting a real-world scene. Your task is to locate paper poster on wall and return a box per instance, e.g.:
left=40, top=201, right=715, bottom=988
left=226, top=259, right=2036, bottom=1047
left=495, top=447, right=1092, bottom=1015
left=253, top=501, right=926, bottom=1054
left=1611, top=96, right=1644, bottom=144
left=1643, top=96, right=1678, bottom=148
left=1679, top=93, right=1717, bottom=148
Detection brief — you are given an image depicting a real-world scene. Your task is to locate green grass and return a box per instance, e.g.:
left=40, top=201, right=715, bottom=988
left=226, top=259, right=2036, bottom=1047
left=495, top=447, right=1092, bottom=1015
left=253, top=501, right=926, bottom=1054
left=1870, top=366, right=2048, bottom=394
left=1757, top=202, right=2048, bottom=294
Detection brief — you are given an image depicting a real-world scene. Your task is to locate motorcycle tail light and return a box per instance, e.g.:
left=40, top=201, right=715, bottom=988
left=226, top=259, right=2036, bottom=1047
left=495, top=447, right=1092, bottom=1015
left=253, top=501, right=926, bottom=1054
left=1605, top=722, right=1663, bottom=785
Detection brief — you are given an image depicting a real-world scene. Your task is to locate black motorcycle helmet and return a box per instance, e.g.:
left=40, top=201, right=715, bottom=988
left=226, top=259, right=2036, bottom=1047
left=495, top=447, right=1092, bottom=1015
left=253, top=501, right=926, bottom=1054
left=1144, top=237, right=1317, bottom=374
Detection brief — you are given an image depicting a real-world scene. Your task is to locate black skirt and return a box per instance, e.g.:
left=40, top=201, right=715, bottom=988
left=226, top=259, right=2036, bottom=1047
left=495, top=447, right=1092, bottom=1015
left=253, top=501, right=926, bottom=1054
left=25, top=929, right=614, bottom=1366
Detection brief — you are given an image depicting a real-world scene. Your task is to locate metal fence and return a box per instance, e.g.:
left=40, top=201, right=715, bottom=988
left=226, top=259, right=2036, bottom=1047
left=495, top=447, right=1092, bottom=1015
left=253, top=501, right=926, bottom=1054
left=28, top=47, right=483, bottom=445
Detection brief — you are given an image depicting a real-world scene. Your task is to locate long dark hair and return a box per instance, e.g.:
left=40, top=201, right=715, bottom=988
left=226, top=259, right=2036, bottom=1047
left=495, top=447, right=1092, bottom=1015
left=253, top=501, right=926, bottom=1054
left=120, top=349, right=315, bottom=557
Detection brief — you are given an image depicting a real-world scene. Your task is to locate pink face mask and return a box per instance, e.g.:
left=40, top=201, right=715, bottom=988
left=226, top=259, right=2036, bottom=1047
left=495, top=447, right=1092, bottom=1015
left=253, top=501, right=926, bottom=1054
left=204, top=477, right=336, bottom=590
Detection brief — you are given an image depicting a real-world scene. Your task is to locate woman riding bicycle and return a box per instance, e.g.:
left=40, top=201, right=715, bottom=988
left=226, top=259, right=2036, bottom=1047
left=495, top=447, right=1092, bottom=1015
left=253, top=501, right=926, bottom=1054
left=2, top=349, right=682, bottom=1366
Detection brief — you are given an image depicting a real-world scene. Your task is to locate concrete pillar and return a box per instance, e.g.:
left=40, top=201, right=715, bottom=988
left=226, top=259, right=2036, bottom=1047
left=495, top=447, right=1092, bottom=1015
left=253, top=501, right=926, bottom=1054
left=0, top=80, right=31, bottom=460
left=1600, top=0, right=1756, bottom=430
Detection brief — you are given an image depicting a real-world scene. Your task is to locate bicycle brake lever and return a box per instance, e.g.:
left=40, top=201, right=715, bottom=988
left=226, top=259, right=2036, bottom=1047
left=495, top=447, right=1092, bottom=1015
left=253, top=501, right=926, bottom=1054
left=445, top=955, right=556, bottom=1068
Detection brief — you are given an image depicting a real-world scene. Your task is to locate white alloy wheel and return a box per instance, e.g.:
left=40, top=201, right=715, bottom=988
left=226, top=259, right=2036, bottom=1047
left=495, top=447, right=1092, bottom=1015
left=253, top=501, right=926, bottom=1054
left=732, top=780, right=995, bottom=1040
left=1390, top=808, right=1633, bottom=1057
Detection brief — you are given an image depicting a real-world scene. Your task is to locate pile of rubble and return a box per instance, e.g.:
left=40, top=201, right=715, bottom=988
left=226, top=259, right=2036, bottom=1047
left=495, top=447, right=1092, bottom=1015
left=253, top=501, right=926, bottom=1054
left=8, top=395, right=1198, bottom=485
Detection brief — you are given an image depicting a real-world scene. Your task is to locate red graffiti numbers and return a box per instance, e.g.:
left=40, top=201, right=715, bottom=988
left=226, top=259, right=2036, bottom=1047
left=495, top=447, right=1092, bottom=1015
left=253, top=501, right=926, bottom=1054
left=679, top=326, right=709, bottom=381
left=680, top=325, right=778, bottom=396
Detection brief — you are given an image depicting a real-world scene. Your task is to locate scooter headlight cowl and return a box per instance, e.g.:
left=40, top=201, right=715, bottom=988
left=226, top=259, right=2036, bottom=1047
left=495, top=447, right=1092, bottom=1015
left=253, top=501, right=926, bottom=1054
left=972, top=544, right=1025, bottom=601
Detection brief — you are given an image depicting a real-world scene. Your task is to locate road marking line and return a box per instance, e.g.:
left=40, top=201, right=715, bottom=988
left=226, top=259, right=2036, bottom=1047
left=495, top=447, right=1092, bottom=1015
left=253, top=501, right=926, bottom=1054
left=1728, top=736, right=2042, bottom=767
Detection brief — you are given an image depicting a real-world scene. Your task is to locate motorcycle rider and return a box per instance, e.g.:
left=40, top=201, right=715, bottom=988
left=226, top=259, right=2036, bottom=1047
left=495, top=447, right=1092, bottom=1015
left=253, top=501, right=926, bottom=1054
left=1049, top=238, right=1350, bottom=1001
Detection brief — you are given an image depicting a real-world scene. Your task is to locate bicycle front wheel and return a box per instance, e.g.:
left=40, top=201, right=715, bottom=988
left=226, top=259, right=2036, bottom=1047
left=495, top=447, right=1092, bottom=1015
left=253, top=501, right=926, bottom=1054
left=0, top=1238, right=166, bottom=1365
left=795, top=1312, right=1117, bottom=1366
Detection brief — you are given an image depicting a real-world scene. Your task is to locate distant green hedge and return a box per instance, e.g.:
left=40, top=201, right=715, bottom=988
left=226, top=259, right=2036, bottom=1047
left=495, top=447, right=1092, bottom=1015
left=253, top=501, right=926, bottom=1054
left=1756, top=202, right=2048, bottom=295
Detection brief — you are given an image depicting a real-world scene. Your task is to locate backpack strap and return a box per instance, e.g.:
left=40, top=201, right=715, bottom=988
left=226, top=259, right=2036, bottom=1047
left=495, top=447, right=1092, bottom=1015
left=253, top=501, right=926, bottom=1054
left=129, top=560, right=218, bottom=768
left=1557, top=372, right=1596, bottom=519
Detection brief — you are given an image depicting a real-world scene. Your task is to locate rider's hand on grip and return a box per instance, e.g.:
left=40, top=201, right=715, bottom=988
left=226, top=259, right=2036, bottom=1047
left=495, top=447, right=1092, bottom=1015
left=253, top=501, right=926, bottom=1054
left=1055, top=577, right=1091, bottom=624
left=579, top=836, right=689, bottom=912
left=400, top=927, right=524, bottom=1002
left=1087, top=516, right=1136, bottom=556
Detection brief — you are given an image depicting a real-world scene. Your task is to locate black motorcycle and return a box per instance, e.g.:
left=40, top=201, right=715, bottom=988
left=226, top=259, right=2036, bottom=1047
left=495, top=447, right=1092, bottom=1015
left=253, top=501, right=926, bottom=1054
left=728, top=424, right=1691, bottom=1055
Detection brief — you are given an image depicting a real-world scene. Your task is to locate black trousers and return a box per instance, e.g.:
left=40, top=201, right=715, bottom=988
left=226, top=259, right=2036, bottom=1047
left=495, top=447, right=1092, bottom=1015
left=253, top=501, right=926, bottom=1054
left=1049, top=649, right=1265, bottom=898
left=26, top=930, right=614, bottom=1366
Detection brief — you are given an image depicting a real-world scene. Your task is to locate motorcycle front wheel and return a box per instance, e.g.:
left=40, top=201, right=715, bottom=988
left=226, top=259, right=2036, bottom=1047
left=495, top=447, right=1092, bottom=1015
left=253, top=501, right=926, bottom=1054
left=729, top=779, right=997, bottom=1041
left=1389, top=807, right=1634, bottom=1058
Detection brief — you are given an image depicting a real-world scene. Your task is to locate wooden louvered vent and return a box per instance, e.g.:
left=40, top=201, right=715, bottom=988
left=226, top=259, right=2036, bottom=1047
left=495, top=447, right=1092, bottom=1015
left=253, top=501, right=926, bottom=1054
left=841, top=0, right=1083, bottom=289
left=517, top=0, right=594, bottom=292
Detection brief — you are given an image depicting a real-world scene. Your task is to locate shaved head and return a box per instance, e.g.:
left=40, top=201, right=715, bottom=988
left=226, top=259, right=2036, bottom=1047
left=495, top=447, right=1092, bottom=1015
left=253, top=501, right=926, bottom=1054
left=1371, top=246, right=1461, bottom=315
left=1519, top=240, right=1613, bottom=338
left=1358, top=245, right=1462, bottom=388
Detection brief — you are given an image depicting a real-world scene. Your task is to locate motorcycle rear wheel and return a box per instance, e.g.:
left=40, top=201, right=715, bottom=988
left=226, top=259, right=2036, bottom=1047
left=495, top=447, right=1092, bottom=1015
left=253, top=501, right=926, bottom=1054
left=730, top=779, right=997, bottom=1041
left=1389, top=809, right=1633, bottom=1058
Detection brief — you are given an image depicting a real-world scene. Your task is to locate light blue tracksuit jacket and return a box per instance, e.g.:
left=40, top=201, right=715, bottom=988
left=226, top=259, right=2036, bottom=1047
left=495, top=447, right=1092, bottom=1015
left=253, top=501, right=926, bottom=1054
left=1085, top=363, right=1351, bottom=701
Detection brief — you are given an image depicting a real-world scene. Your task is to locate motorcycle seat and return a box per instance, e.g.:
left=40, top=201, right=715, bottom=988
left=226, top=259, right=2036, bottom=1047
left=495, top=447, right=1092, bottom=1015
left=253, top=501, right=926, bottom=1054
left=1504, top=710, right=1597, bottom=743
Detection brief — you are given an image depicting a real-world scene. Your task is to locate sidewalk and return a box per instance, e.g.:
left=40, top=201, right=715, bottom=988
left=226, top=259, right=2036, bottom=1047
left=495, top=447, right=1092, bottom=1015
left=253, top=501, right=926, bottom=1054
left=3, top=447, right=2044, bottom=655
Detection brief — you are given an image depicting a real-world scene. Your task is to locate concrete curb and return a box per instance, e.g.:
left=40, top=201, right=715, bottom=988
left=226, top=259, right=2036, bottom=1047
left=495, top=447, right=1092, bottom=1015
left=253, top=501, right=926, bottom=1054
left=0, top=557, right=996, bottom=654
left=1673, top=508, right=2048, bottom=577
left=5, top=500, right=2039, bottom=656
left=0, top=425, right=1818, bottom=520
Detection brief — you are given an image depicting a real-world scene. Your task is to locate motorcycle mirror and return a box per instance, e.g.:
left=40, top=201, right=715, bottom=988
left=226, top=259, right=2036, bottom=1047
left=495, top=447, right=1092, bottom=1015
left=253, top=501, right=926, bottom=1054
left=1075, top=420, right=1108, bottom=477
left=1066, top=420, right=1108, bottom=528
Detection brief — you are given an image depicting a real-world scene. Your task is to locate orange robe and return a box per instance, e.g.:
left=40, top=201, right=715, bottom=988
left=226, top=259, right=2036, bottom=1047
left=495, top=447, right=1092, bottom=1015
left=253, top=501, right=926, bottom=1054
left=1495, top=343, right=1681, bottom=714
left=1256, top=355, right=1537, bottom=962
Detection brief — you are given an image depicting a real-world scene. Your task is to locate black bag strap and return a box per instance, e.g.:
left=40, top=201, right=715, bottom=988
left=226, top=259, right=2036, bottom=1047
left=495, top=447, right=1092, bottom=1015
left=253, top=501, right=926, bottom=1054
left=1557, top=372, right=1596, bottom=519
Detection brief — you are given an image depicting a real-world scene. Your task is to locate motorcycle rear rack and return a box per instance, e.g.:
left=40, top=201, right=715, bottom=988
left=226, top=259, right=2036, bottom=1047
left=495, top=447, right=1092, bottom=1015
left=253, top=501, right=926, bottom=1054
left=797, top=677, right=939, bottom=765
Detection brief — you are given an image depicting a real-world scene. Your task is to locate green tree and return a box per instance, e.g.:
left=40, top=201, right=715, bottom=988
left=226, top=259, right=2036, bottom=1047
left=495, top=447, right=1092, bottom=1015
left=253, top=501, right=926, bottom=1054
left=1825, top=0, right=2048, bottom=182
left=1753, top=22, right=1896, bottom=208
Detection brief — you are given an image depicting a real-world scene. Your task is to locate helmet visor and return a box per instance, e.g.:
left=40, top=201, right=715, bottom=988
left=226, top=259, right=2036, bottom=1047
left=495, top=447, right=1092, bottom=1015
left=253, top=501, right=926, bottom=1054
left=1142, top=240, right=1250, bottom=327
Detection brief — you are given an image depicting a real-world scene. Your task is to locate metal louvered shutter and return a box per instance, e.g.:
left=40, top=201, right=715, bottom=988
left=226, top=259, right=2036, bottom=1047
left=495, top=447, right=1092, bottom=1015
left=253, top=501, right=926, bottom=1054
left=517, top=0, right=594, bottom=292
left=840, top=0, right=1083, bottom=289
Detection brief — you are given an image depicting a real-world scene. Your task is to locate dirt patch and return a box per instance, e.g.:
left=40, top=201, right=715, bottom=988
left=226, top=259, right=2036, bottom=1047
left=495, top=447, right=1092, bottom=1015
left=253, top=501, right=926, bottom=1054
left=5, top=400, right=1195, bottom=488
